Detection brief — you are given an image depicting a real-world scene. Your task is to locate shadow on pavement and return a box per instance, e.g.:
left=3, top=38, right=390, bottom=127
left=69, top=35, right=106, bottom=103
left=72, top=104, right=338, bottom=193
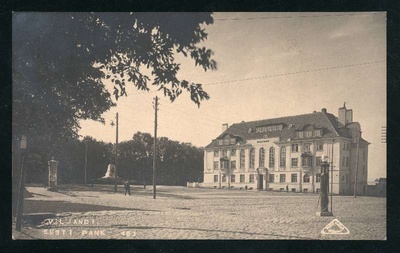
left=121, top=225, right=314, bottom=240
left=128, top=190, right=195, bottom=200
left=24, top=199, right=158, bottom=214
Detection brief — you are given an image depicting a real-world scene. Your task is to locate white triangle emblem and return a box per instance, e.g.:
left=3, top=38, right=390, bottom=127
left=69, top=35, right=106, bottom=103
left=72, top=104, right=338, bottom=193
left=321, top=219, right=350, bottom=235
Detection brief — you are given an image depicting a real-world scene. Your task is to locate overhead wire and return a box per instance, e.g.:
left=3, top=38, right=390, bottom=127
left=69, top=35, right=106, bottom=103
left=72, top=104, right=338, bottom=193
left=128, top=60, right=386, bottom=95
left=213, top=12, right=383, bottom=21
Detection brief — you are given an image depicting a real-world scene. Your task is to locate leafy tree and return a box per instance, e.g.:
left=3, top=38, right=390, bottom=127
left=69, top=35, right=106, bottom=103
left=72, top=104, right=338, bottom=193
left=13, top=12, right=217, bottom=146
left=117, top=132, right=203, bottom=185
left=12, top=13, right=216, bottom=199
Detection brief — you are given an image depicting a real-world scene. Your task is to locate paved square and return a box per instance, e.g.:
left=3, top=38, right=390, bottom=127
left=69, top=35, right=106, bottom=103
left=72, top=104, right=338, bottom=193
left=13, top=185, right=386, bottom=240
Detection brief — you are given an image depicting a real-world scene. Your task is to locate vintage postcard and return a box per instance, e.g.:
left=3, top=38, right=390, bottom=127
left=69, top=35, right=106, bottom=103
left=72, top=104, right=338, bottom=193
left=12, top=12, right=386, bottom=240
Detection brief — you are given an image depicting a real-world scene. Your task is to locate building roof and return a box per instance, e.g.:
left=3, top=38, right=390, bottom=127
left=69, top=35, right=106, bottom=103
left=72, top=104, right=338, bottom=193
left=205, top=111, right=365, bottom=149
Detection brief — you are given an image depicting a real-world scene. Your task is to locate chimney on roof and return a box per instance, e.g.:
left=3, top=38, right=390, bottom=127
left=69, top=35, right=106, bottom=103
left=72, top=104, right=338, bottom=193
left=338, top=102, right=353, bottom=126
left=321, top=108, right=327, bottom=113
left=222, top=123, right=228, bottom=132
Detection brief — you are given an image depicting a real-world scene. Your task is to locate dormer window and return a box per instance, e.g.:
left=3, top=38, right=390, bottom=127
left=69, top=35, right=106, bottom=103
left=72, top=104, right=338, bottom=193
left=230, top=138, right=236, bottom=145
left=296, top=127, right=323, bottom=139
left=255, top=124, right=284, bottom=133
left=224, top=138, right=230, bottom=145
left=218, top=140, right=223, bottom=145
left=313, top=129, right=322, bottom=137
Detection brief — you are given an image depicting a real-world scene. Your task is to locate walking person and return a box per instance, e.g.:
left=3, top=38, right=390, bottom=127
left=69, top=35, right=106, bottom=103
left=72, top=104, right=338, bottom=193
left=124, top=180, right=131, bottom=196
left=286, top=185, right=289, bottom=192
left=143, top=180, right=146, bottom=189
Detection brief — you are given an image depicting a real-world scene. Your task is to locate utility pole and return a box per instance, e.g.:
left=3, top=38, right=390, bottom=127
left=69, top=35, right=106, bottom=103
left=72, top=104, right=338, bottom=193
left=354, top=130, right=361, bottom=198
left=153, top=96, right=159, bottom=199
left=330, top=140, right=334, bottom=213
left=114, top=112, right=119, bottom=192
left=84, top=141, right=87, bottom=185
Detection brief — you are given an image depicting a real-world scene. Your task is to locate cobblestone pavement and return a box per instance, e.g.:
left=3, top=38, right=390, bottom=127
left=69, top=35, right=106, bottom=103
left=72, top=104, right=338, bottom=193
left=13, top=185, right=386, bottom=240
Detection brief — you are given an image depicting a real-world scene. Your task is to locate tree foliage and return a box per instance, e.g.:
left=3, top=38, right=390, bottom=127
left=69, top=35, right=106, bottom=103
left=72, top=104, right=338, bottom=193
left=24, top=132, right=204, bottom=186
left=13, top=12, right=217, bottom=145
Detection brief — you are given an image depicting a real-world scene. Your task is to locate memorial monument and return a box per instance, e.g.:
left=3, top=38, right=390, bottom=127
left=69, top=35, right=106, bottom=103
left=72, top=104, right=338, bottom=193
left=102, top=164, right=117, bottom=178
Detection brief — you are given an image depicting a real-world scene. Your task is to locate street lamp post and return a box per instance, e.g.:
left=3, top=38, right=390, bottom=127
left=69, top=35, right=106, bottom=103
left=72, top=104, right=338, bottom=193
left=317, top=155, right=333, bottom=216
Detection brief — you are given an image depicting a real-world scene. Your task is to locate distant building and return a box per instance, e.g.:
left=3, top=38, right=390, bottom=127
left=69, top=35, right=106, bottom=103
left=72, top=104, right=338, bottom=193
left=202, top=105, right=369, bottom=195
left=366, top=178, right=386, bottom=196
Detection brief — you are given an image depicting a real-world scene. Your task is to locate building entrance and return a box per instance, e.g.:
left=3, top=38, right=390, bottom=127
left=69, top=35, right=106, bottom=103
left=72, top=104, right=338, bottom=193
left=258, top=175, right=264, bottom=190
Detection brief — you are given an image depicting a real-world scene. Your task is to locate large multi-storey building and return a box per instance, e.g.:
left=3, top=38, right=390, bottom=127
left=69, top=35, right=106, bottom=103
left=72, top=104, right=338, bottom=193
left=202, top=105, right=369, bottom=195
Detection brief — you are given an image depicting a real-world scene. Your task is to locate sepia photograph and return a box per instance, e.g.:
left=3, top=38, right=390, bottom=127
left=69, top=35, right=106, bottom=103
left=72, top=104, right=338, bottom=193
left=12, top=12, right=386, bottom=240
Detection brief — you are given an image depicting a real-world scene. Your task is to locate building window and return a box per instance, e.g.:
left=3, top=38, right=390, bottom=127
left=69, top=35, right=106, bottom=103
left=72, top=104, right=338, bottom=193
left=363, top=150, right=366, bottom=159
left=314, top=130, right=322, bottom=137
left=269, top=147, right=275, bottom=167
left=213, top=161, right=219, bottom=170
left=240, top=149, right=245, bottom=169
left=249, top=174, right=255, bottom=182
left=291, top=144, right=299, bottom=152
left=316, top=143, right=324, bottom=151
left=297, top=132, right=304, bottom=138
left=250, top=148, right=255, bottom=168
left=222, top=149, right=228, bottom=157
left=316, top=156, right=322, bottom=166
left=302, top=157, right=312, bottom=167
left=240, top=174, right=245, bottom=183
left=304, top=143, right=311, bottom=152
left=303, top=174, right=310, bottom=183
left=214, top=150, right=219, bottom=157
left=221, top=160, right=228, bottom=169
left=305, top=131, right=312, bottom=138
left=230, top=138, right=236, bottom=145
left=341, top=175, right=345, bottom=182
left=224, top=138, right=230, bottom=145
left=231, top=175, right=235, bottom=183
left=345, top=157, right=349, bottom=167
left=342, top=156, right=345, bottom=166
left=231, top=161, right=236, bottom=169
left=342, top=143, right=346, bottom=150
left=280, top=174, right=286, bottom=183
left=280, top=146, right=286, bottom=167
left=214, top=175, right=218, bottom=183
left=269, top=174, right=274, bottom=183
left=291, top=158, right=298, bottom=167
left=218, top=140, right=223, bottom=145
left=259, top=148, right=265, bottom=167
left=346, top=174, right=349, bottom=183
left=231, top=148, right=236, bottom=156
left=222, top=175, right=226, bottom=182
left=291, top=173, right=297, bottom=183
left=316, top=173, right=321, bottom=183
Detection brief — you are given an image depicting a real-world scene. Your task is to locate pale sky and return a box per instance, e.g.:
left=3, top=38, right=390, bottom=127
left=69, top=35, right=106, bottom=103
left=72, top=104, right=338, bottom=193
left=78, top=12, right=386, bottom=180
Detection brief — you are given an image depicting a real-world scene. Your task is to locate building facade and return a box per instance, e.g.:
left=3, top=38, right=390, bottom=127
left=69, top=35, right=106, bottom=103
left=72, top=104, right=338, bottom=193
left=203, top=105, right=369, bottom=195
